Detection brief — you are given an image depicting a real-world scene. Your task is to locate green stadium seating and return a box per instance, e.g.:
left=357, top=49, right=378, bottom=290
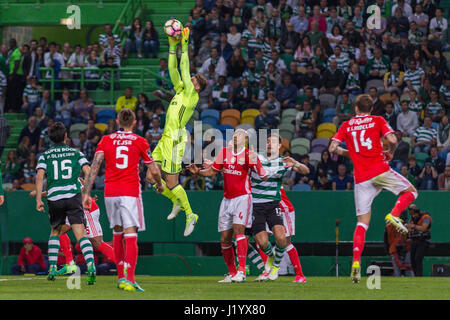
left=414, top=152, right=429, bottom=168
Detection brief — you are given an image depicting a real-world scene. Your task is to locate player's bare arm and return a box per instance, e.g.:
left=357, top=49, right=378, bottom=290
left=187, top=163, right=217, bottom=177
left=83, top=152, right=104, bottom=209
left=328, top=140, right=350, bottom=158
left=282, top=156, right=310, bottom=174
left=383, top=132, right=398, bottom=161
left=35, top=169, right=45, bottom=213
left=146, top=162, right=164, bottom=193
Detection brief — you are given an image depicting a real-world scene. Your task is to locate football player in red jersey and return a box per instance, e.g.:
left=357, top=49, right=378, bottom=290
left=329, top=94, right=418, bottom=283
left=83, top=109, right=164, bottom=292
left=188, top=129, right=267, bottom=283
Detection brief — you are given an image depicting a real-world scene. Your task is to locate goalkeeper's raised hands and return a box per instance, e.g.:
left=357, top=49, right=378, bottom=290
left=181, top=27, right=190, bottom=49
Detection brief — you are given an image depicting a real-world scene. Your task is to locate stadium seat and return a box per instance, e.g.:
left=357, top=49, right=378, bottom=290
left=94, top=123, right=108, bottom=134
left=20, top=183, right=35, bottom=191
left=220, top=117, right=239, bottom=127
left=309, top=152, right=322, bottom=168
left=202, top=116, right=219, bottom=127
left=319, top=93, right=336, bottom=108
left=414, top=152, right=428, bottom=168
left=96, top=109, right=116, bottom=124
left=221, top=109, right=241, bottom=122
left=186, top=124, right=193, bottom=134
left=281, top=109, right=298, bottom=125
left=69, top=123, right=87, bottom=139
left=311, top=138, right=330, bottom=153
left=321, top=107, right=336, bottom=123
left=202, top=123, right=213, bottom=133
left=279, top=123, right=295, bottom=141
left=236, top=123, right=254, bottom=131
left=241, top=108, right=260, bottom=119
left=240, top=117, right=256, bottom=126
left=291, top=137, right=310, bottom=150
left=364, top=79, right=384, bottom=93
left=291, top=145, right=309, bottom=156
left=280, top=137, right=290, bottom=155
left=291, top=183, right=312, bottom=191
left=201, top=109, right=220, bottom=122
left=214, top=124, right=234, bottom=139
left=316, top=123, right=337, bottom=139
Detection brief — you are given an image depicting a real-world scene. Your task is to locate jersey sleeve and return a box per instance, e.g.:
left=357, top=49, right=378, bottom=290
left=95, top=136, right=105, bottom=155
left=250, top=154, right=268, bottom=178
left=78, top=151, right=89, bottom=168
left=168, top=53, right=183, bottom=93
left=212, top=148, right=225, bottom=171
left=180, top=51, right=194, bottom=93
left=378, top=116, right=395, bottom=137
left=36, top=155, right=47, bottom=171
left=332, top=122, right=347, bottom=143
left=138, top=137, right=153, bottom=164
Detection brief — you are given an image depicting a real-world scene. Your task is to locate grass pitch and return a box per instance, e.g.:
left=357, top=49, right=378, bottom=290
left=0, top=275, right=449, bottom=300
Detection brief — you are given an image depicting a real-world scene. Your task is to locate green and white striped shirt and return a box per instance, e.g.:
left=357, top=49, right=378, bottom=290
left=0, top=71, right=6, bottom=98
left=426, top=101, right=443, bottom=116
left=404, top=68, right=424, bottom=87
left=242, top=28, right=264, bottom=49
left=328, top=53, right=350, bottom=72
left=251, top=154, right=289, bottom=203
left=413, top=126, right=437, bottom=143
left=36, top=145, right=89, bottom=201
left=439, top=84, right=450, bottom=103
left=23, top=84, right=41, bottom=104
left=408, top=99, right=423, bottom=113
left=212, top=84, right=232, bottom=103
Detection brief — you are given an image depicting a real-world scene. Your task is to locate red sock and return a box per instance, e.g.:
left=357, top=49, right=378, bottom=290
left=124, top=233, right=138, bottom=283
left=235, top=235, right=248, bottom=273
left=258, top=246, right=268, bottom=264
left=221, top=243, right=237, bottom=276
left=59, top=233, right=73, bottom=264
left=391, top=191, right=417, bottom=217
left=353, top=223, right=368, bottom=263
left=98, top=241, right=115, bottom=263
left=286, top=244, right=304, bottom=276
left=113, top=232, right=125, bottom=279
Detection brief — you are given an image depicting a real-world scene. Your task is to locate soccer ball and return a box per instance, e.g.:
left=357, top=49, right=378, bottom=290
left=164, top=19, right=183, bottom=38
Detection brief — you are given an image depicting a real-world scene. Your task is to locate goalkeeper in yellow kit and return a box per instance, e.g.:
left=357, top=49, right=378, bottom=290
left=151, top=27, right=207, bottom=236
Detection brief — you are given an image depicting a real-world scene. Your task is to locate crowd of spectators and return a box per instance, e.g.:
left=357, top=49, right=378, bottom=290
left=1, top=0, right=450, bottom=192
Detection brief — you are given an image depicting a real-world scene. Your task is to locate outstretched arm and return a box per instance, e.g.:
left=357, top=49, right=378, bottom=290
left=180, top=27, right=194, bottom=93
left=168, top=36, right=182, bottom=92
left=329, top=140, right=350, bottom=158
left=82, top=152, right=104, bottom=209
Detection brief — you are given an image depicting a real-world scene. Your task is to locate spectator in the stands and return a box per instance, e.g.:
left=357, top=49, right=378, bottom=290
left=102, top=35, right=121, bottom=67
left=120, top=18, right=144, bottom=59
left=115, top=87, right=137, bottom=113
left=227, top=24, right=242, bottom=49
left=55, top=88, right=73, bottom=128
left=428, top=7, right=448, bottom=44
left=143, top=20, right=159, bottom=59
left=417, top=162, right=438, bottom=190
left=437, top=115, right=450, bottom=155
left=38, top=118, right=54, bottom=154
left=234, top=77, right=253, bottom=110
left=383, top=102, right=397, bottom=130
left=334, top=90, right=354, bottom=127
left=320, top=59, right=345, bottom=96
left=22, top=76, right=42, bottom=117
left=332, top=163, right=353, bottom=190
left=425, top=89, right=445, bottom=124
left=391, top=131, right=411, bottom=171
left=412, top=116, right=437, bottom=154
left=72, top=88, right=94, bottom=124
left=210, top=75, right=233, bottom=110
left=19, top=116, right=40, bottom=150
left=145, top=117, right=163, bottom=150
left=98, top=23, right=121, bottom=48
left=3, top=150, right=21, bottom=183
left=85, top=119, right=101, bottom=147
left=198, top=47, right=227, bottom=77
left=294, top=99, right=315, bottom=140
left=368, top=87, right=385, bottom=116
left=36, top=89, right=55, bottom=120
left=254, top=103, right=277, bottom=130
left=397, top=100, right=419, bottom=137
left=152, top=58, right=173, bottom=102
left=263, top=90, right=281, bottom=117
left=227, top=47, right=247, bottom=81
left=383, top=60, right=404, bottom=95
left=438, top=165, right=450, bottom=190
left=11, top=237, right=46, bottom=275
left=275, top=74, right=297, bottom=109
left=290, top=5, right=308, bottom=36
left=404, top=58, right=425, bottom=93
left=104, top=118, right=118, bottom=135
left=426, top=146, right=446, bottom=174
left=217, top=33, right=233, bottom=63
left=43, top=42, right=64, bottom=88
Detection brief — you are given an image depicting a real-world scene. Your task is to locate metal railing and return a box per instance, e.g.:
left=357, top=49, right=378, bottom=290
left=39, top=66, right=172, bottom=105
left=112, top=0, right=145, bottom=47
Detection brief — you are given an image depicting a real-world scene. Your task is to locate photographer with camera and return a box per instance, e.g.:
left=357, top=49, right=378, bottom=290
left=406, top=204, right=432, bottom=277
left=384, top=212, right=414, bottom=277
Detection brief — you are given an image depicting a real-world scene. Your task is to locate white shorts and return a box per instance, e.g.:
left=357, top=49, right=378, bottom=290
left=218, top=194, right=253, bottom=232
left=354, top=169, right=412, bottom=216
left=64, top=209, right=103, bottom=239
left=105, top=196, right=146, bottom=232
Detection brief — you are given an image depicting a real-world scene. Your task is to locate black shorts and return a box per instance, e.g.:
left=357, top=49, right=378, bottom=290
left=252, top=200, right=283, bottom=235
left=47, top=194, right=86, bottom=229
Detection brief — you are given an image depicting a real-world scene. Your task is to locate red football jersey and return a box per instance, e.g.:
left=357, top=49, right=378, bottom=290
left=212, top=146, right=267, bottom=199
left=332, top=115, right=394, bottom=184
left=95, top=131, right=153, bottom=197
left=280, top=187, right=294, bottom=213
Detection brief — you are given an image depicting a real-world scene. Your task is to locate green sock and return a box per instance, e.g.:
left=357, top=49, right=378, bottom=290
left=171, top=184, right=193, bottom=215
left=48, top=236, right=60, bottom=269
left=155, top=180, right=178, bottom=207
left=79, top=237, right=95, bottom=268
left=263, top=242, right=274, bottom=258
left=247, top=243, right=265, bottom=272
left=273, top=244, right=286, bottom=268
